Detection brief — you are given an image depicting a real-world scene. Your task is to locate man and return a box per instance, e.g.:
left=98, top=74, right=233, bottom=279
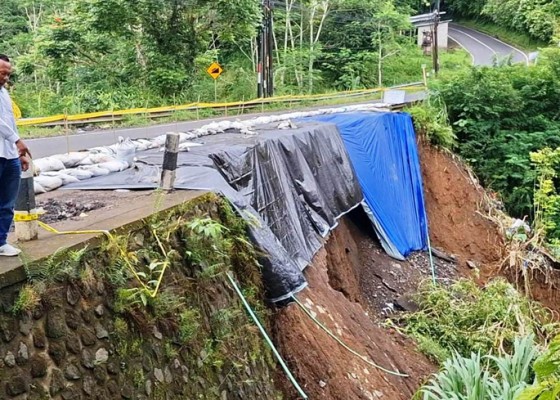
left=0, top=54, right=31, bottom=256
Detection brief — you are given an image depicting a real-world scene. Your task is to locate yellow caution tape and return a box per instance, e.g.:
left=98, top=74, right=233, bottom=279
left=14, top=213, right=39, bottom=222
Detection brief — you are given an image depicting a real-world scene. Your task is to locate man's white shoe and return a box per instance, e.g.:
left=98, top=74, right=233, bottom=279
left=0, top=244, right=22, bottom=257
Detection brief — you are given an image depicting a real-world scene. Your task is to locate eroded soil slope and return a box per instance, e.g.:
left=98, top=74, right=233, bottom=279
left=419, top=141, right=504, bottom=269
left=274, top=221, right=435, bottom=400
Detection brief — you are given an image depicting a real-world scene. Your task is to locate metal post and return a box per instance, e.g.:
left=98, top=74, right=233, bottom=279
left=432, top=1, right=440, bottom=75
left=14, top=165, right=38, bottom=241
left=160, top=133, right=180, bottom=191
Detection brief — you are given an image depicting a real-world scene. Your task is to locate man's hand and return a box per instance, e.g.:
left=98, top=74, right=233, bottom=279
left=15, top=139, right=31, bottom=158
left=19, top=155, right=30, bottom=172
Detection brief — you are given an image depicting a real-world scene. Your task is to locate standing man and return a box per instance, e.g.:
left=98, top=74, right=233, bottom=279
left=0, top=54, right=31, bottom=256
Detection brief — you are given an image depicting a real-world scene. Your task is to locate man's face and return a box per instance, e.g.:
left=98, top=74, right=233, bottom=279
left=0, top=60, right=12, bottom=88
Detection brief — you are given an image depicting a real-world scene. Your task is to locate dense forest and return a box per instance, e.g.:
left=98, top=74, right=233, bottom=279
left=1, top=0, right=445, bottom=116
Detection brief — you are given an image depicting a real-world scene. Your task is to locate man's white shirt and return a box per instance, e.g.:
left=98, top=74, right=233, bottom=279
left=0, top=87, right=19, bottom=159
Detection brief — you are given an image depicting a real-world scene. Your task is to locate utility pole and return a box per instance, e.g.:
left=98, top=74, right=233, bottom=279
left=257, top=0, right=274, bottom=98
left=432, top=0, right=440, bottom=75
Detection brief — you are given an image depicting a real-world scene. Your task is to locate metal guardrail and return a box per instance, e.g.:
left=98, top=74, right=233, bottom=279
left=16, top=83, right=425, bottom=128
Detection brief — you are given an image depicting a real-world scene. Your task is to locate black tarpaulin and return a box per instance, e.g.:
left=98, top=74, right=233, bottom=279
left=66, top=123, right=363, bottom=302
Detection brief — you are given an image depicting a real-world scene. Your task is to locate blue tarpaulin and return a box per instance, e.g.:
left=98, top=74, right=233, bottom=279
left=305, top=112, right=428, bottom=259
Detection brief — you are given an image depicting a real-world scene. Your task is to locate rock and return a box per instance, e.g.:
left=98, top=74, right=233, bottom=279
left=30, top=354, right=48, bottom=378
left=61, top=387, right=81, bottom=400
left=83, top=376, right=95, bottom=396
left=81, top=309, right=94, bottom=324
left=107, top=361, right=119, bottom=375
left=64, top=363, right=82, bottom=380
left=0, top=319, right=17, bottom=343
left=107, top=380, right=119, bottom=395
left=48, top=341, right=67, bottom=366
left=19, top=315, right=33, bottom=336
left=173, top=358, right=181, bottom=369
left=16, top=341, right=29, bottom=365
left=121, top=385, right=134, bottom=399
left=33, top=328, right=46, bottom=349
left=93, top=365, right=107, bottom=383
left=46, top=309, right=67, bottom=339
left=153, top=326, right=163, bottom=340
left=4, top=351, right=15, bottom=367
left=66, top=333, right=81, bottom=355
left=50, top=369, right=66, bottom=396
left=96, top=281, right=105, bottom=296
left=95, top=323, right=108, bottom=340
left=467, top=260, right=477, bottom=269
left=95, top=348, right=109, bottom=364
left=394, top=294, right=419, bottom=312
left=319, top=380, right=327, bottom=388
left=67, top=285, right=81, bottom=306
left=32, top=308, right=44, bottom=320
left=142, top=354, right=152, bottom=372
left=94, top=305, right=104, bottom=317
left=164, top=366, right=173, bottom=383
left=154, top=368, right=164, bottom=383
left=82, top=348, right=94, bottom=369
left=65, top=310, right=81, bottom=330
left=145, top=380, right=152, bottom=397
left=80, top=328, right=97, bottom=347
left=181, top=366, right=189, bottom=383
left=6, top=376, right=28, bottom=396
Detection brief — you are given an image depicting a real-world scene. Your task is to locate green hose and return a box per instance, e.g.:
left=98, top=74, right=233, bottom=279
left=226, top=272, right=309, bottom=399
left=292, top=295, right=409, bottom=378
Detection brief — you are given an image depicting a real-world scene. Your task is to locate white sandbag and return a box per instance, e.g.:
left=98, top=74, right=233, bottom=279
left=97, top=160, right=129, bottom=173
left=35, top=175, right=63, bottom=192
left=61, top=168, right=94, bottom=180
left=133, top=139, right=152, bottom=152
left=78, top=156, right=94, bottom=166
left=34, top=181, right=46, bottom=194
left=42, top=171, right=80, bottom=185
left=115, top=137, right=136, bottom=164
left=51, top=152, right=89, bottom=168
left=79, top=165, right=111, bottom=177
left=33, top=157, right=66, bottom=173
left=177, top=142, right=203, bottom=152
left=88, top=153, right=116, bottom=164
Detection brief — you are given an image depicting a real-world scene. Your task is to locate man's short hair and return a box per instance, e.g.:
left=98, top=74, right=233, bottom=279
left=0, top=54, right=10, bottom=63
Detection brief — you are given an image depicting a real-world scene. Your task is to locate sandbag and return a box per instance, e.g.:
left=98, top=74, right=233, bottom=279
left=97, top=160, right=129, bottom=173
left=33, top=157, right=65, bottom=173
left=79, top=165, right=111, bottom=177
left=89, top=153, right=116, bottom=164
left=51, top=152, right=89, bottom=168
left=35, top=175, right=63, bottom=192
left=42, top=171, right=80, bottom=185
left=61, top=168, right=94, bottom=180
left=116, top=137, right=136, bottom=164
left=34, top=181, right=46, bottom=194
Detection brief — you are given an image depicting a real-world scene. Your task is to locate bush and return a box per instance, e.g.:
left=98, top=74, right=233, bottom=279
left=402, top=279, right=559, bottom=363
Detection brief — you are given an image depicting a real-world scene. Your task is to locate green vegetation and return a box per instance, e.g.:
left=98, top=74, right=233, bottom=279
left=13, top=193, right=280, bottom=398
left=446, top=0, right=559, bottom=44
left=433, top=48, right=560, bottom=254
left=402, top=279, right=559, bottom=364
left=1, top=0, right=472, bottom=118
left=518, top=335, right=560, bottom=399
left=419, top=335, right=538, bottom=400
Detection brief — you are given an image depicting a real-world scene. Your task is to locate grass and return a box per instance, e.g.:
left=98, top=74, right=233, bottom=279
left=455, top=19, right=549, bottom=52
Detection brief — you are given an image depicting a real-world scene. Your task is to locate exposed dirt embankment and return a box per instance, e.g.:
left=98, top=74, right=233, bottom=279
left=274, top=218, right=435, bottom=400
left=418, top=142, right=504, bottom=270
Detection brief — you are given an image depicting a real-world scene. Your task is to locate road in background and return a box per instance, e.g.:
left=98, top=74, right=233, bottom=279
left=448, top=23, right=528, bottom=66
